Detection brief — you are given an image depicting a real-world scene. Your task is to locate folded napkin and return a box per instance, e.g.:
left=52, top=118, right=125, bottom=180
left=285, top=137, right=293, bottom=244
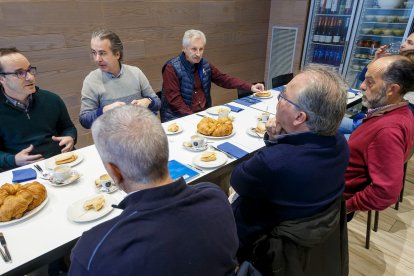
left=234, top=97, right=262, bottom=107
left=12, top=168, right=37, bottom=183
left=348, top=88, right=359, bottom=95
left=224, top=104, right=244, bottom=112
left=217, top=142, right=249, bottom=159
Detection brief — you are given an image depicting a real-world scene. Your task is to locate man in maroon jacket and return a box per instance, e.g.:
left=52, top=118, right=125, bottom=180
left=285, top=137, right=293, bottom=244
left=344, top=55, right=414, bottom=216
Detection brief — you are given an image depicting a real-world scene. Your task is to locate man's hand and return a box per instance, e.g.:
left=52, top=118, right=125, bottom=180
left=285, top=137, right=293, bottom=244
left=265, top=117, right=287, bottom=140
left=250, top=83, right=265, bottom=93
left=374, top=45, right=390, bottom=60
left=15, top=145, right=44, bottom=166
left=131, top=98, right=151, bottom=108
left=52, top=136, right=75, bottom=152
left=103, top=101, right=126, bottom=113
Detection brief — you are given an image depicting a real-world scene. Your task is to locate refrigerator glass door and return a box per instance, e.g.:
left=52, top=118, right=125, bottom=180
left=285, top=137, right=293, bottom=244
left=345, top=0, right=414, bottom=88
left=301, top=0, right=358, bottom=71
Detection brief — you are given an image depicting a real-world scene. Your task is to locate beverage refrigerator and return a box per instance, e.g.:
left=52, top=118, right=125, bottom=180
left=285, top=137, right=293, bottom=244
left=301, top=0, right=414, bottom=88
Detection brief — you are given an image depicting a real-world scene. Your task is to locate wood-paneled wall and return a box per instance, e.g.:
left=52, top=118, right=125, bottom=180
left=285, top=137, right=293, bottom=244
left=0, top=0, right=271, bottom=148
left=265, top=0, right=310, bottom=80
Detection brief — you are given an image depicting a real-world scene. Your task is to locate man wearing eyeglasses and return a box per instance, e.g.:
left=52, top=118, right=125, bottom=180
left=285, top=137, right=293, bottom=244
left=230, top=65, right=349, bottom=275
left=0, top=47, right=77, bottom=170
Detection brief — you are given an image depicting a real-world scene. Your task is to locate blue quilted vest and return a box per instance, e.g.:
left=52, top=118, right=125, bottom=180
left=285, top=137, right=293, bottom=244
left=160, top=52, right=212, bottom=122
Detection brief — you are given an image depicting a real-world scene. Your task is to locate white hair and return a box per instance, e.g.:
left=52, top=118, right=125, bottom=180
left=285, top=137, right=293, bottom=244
left=182, top=29, right=206, bottom=47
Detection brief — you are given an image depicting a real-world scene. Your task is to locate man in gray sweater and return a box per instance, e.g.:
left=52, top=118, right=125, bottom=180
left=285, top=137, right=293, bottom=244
left=79, top=29, right=160, bottom=129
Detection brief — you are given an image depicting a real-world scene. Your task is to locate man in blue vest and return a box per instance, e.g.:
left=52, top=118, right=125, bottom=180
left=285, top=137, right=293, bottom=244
left=160, top=29, right=264, bottom=122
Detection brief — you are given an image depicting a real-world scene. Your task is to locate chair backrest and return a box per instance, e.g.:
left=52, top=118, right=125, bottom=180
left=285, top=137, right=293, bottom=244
left=237, top=81, right=265, bottom=99
left=156, top=90, right=162, bottom=99
left=271, top=73, right=294, bottom=88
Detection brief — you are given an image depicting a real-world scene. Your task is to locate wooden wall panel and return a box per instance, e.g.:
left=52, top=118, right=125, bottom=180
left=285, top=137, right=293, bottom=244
left=0, top=0, right=271, bottom=148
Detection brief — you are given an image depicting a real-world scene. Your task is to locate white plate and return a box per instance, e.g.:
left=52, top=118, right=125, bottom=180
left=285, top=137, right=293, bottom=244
left=182, top=142, right=208, bottom=152
left=192, top=151, right=228, bottom=169
left=44, top=153, right=84, bottom=170
left=47, top=171, right=81, bottom=186
left=164, top=124, right=183, bottom=135
left=95, top=183, right=119, bottom=194
left=197, top=130, right=236, bottom=139
left=206, top=106, right=231, bottom=115
left=67, top=194, right=116, bottom=223
left=253, top=92, right=273, bottom=99
left=347, top=92, right=356, bottom=99
left=246, top=127, right=265, bottom=138
left=0, top=196, right=49, bottom=226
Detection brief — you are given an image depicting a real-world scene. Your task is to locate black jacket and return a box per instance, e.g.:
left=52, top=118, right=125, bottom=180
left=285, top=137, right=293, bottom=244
left=246, top=196, right=348, bottom=276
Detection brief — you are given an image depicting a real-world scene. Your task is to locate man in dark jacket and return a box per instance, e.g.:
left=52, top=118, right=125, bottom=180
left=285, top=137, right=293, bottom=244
left=160, top=29, right=264, bottom=122
left=69, top=105, right=239, bottom=276
left=231, top=65, right=349, bottom=275
left=0, top=47, right=77, bottom=170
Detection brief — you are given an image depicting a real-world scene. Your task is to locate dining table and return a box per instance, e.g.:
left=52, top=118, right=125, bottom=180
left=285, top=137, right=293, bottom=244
left=0, top=87, right=361, bottom=275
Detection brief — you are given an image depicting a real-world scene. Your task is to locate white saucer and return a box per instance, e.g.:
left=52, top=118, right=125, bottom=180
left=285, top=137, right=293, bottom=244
left=48, top=171, right=81, bottom=186
left=45, top=153, right=84, bottom=170
left=206, top=106, right=231, bottom=115
left=246, top=127, right=265, bottom=138
left=182, top=142, right=208, bottom=152
left=192, top=151, right=228, bottom=169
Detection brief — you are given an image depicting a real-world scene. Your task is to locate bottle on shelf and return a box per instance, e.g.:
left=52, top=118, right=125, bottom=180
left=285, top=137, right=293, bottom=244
left=313, top=16, right=323, bottom=42
left=331, top=0, right=340, bottom=14
left=338, top=0, right=346, bottom=14
left=325, top=17, right=334, bottom=44
left=325, top=0, right=333, bottom=14
left=319, top=16, right=328, bottom=43
left=333, top=18, right=343, bottom=44
left=344, top=0, right=352, bottom=14
left=320, top=0, right=327, bottom=14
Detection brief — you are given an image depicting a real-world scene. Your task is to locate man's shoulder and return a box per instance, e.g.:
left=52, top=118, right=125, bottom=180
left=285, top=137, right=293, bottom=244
left=35, top=87, right=62, bottom=101
left=190, top=182, right=228, bottom=200
left=83, top=68, right=103, bottom=82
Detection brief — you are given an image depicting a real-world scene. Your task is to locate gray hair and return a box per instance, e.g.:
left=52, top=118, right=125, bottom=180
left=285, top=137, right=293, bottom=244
left=91, top=29, right=124, bottom=61
left=382, top=55, right=414, bottom=95
left=296, top=64, right=348, bottom=136
left=91, top=105, right=169, bottom=184
left=182, top=29, right=206, bottom=47
left=0, top=47, right=20, bottom=72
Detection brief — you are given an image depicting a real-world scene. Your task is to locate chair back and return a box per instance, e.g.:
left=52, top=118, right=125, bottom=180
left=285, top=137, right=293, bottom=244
left=271, top=73, right=293, bottom=88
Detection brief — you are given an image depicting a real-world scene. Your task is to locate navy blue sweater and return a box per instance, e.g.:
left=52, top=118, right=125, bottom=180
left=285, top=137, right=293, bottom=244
left=231, top=131, right=349, bottom=248
left=69, top=178, right=238, bottom=276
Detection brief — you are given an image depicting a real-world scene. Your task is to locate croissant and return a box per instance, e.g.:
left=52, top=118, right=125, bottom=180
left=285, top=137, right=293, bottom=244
left=197, top=117, right=233, bottom=137
left=21, top=182, right=47, bottom=211
left=0, top=182, right=47, bottom=222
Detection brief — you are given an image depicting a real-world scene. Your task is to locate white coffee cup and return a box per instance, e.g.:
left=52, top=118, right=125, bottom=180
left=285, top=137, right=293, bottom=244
left=53, top=165, right=71, bottom=183
left=191, top=135, right=205, bottom=149
left=217, top=107, right=230, bottom=118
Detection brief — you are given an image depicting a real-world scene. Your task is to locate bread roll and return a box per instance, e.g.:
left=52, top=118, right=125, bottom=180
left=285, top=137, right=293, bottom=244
left=255, top=122, right=266, bottom=134
left=200, top=152, right=217, bottom=162
left=255, top=91, right=271, bottom=97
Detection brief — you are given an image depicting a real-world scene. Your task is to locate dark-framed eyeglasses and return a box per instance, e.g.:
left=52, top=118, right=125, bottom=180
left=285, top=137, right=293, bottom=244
left=0, top=66, right=37, bottom=79
left=277, top=88, right=302, bottom=110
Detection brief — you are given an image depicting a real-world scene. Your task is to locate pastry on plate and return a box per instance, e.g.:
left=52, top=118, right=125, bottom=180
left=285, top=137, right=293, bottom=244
left=167, top=123, right=179, bottom=132
left=200, top=151, right=217, bottom=162
left=83, top=195, right=105, bottom=211
left=255, top=122, right=266, bottom=134
left=255, top=91, right=271, bottom=97
left=55, top=152, right=78, bottom=165
left=197, top=117, right=233, bottom=137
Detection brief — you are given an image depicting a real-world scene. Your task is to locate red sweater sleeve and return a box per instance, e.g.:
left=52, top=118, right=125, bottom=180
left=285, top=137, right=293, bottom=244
left=346, top=128, right=405, bottom=212
left=210, top=63, right=252, bottom=91
left=162, top=64, right=192, bottom=116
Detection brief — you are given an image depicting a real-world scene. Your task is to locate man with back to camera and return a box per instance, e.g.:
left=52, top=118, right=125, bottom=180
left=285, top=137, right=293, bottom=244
left=160, top=29, right=265, bottom=122
left=69, top=105, right=239, bottom=275
left=345, top=55, right=414, bottom=216
left=231, top=64, right=349, bottom=275
left=79, top=29, right=160, bottom=129
left=0, top=47, right=77, bottom=171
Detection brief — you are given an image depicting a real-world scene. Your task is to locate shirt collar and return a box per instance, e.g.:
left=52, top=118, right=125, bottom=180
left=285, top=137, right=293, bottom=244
left=1, top=86, right=33, bottom=111
left=104, top=63, right=124, bottom=78
left=365, top=101, right=408, bottom=118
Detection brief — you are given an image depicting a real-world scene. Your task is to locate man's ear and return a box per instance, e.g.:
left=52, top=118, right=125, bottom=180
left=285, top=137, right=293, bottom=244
left=293, top=111, right=307, bottom=127
left=104, top=162, right=123, bottom=185
left=388, top=83, right=401, bottom=97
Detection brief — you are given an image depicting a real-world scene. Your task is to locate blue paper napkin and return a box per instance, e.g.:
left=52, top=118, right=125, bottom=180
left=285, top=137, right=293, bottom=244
left=234, top=97, right=262, bottom=107
left=224, top=104, right=244, bottom=112
left=217, top=142, right=249, bottom=159
left=348, top=88, right=359, bottom=95
left=12, top=168, right=37, bottom=183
